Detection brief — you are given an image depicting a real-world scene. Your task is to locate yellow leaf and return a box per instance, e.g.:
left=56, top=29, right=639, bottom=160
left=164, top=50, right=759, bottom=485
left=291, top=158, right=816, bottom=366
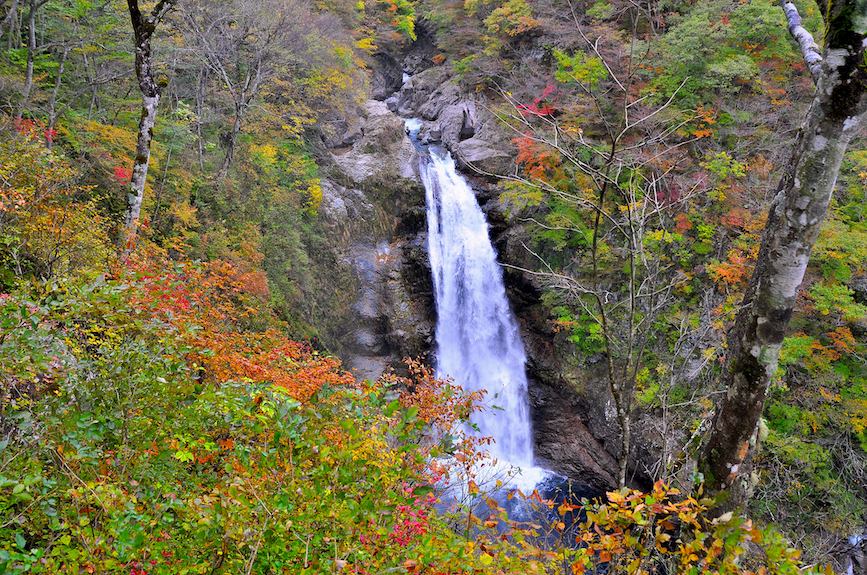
left=712, top=511, right=733, bottom=524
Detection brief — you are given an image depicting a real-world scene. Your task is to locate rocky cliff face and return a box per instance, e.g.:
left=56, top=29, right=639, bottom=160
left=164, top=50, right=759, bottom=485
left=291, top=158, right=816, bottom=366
left=318, top=58, right=660, bottom=492
left=317, top=100, right=435, bottom=381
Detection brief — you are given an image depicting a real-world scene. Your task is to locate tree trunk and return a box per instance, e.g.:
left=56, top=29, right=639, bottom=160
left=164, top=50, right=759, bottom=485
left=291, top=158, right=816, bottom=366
left=216, top=104, right=243, bottom=181
left=6, top=0, right=20, bottom=50
left=46, top=42, right=71, bottom=146
left=698, top=0, right=867, bottom=513
left=125, top=92, right=159, bottom=230
left=195, top=65, right=208, bottom=174
left=122, top=0, right=173, bottom=242
left=16, top=0, right=36, bottom=120
left=1, top=0, right=19, bottom=37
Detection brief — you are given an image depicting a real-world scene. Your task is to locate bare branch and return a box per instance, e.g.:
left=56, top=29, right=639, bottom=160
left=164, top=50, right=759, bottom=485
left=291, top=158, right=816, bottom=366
left=150, top=0, right=176, bottom=22
left=1, top=0, right=19, bottom=29
left=623, top=77, right=688, bottom=131
left=783, top=1, right=823, bottom=80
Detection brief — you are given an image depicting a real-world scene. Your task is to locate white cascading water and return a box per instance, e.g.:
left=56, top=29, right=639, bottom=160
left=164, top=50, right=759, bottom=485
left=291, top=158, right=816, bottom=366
left=418, top=145, right=536, bottom=471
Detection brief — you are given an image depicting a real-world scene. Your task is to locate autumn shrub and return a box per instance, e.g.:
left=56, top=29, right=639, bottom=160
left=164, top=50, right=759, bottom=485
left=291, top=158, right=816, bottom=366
left=0, top=118, right=112, bottom=284
left=0, top=244, right=496, bottom=574
left=562, top=481, right=825, bottom=575
left=4, top=248, right=431, bottom=575
left=359, top=0, right=418, bottom=43
left=0, top=237, right=832, bottom=575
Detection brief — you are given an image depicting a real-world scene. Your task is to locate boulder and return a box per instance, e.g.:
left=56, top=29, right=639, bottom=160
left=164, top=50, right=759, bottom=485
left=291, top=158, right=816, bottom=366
left=454, top=137, right=513, bottom=176
left=330, top=100, right=417, bottom=185
left=388, top=70, right=514, bottom=181
left=439, top=101, right=477, bottom=148
left=318, top=111, right=365, bottom=149
left=416, top=81, right=463, bottom=120
left=389, top=67, right=453, bottom=117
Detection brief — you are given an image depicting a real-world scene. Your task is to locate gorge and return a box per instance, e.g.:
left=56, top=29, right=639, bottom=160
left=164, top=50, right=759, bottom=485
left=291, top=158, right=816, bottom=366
left=315, top=39, right=867, bottom=568
left=5, top=0, right=867, bottom=569
left=324, top=76, right=642, bottom=494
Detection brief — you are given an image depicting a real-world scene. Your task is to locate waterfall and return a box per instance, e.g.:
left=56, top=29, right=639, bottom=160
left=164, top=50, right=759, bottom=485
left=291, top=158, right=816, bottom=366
left=418, top=146, right=535, bottom=470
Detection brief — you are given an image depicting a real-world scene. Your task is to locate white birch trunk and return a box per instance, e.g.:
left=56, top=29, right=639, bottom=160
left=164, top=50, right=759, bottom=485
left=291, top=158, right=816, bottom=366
left=124, top=92, right=159, bottom=232
left=700, top=0, right=867, bottom=512
left=122, top=0, right=173, bottom=239
left=783, top=1, right=822, bottom=78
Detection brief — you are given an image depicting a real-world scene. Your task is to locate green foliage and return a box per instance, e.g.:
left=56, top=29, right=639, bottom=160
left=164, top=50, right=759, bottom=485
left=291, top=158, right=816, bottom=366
left=706, top=54, right=760, bottom=89
left=635, top=367, right=660, bottom=406
left=0, top=292, right=67, bottom=384
left=394, top=6, right=419, bottom=40
left=500, top=180, right=546, bottom=214
left=453, top=54, right=479, bottom=76
left=760, top=161, right=867, bottom=538
left=813, top=215, right=867, bottom=282
left=808, top=282, right=867, bottom=322
left=701, top=152, right=747, bottom=179
left=777, top=153, right=867, bottom=499
left=778, top=334, right=819, bottom=368
left=754, top=425, right=867, bottom=538
left=761, top=321, right=867, bottom=543
left=554, top=49, right=608, bottom=91
left=647, top=0, right=801, bottom=105
left=538, top=199, right=593, bottom=256
left=586, top=0, right=616, bottom=21
left=550, top=304, right=607, bottom=355
left=0, top=263, right=457, bottom=574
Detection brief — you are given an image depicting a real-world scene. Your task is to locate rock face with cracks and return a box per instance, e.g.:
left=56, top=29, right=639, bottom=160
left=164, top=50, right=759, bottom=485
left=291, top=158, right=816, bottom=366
left=319, top=99, right=434, bottom=381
